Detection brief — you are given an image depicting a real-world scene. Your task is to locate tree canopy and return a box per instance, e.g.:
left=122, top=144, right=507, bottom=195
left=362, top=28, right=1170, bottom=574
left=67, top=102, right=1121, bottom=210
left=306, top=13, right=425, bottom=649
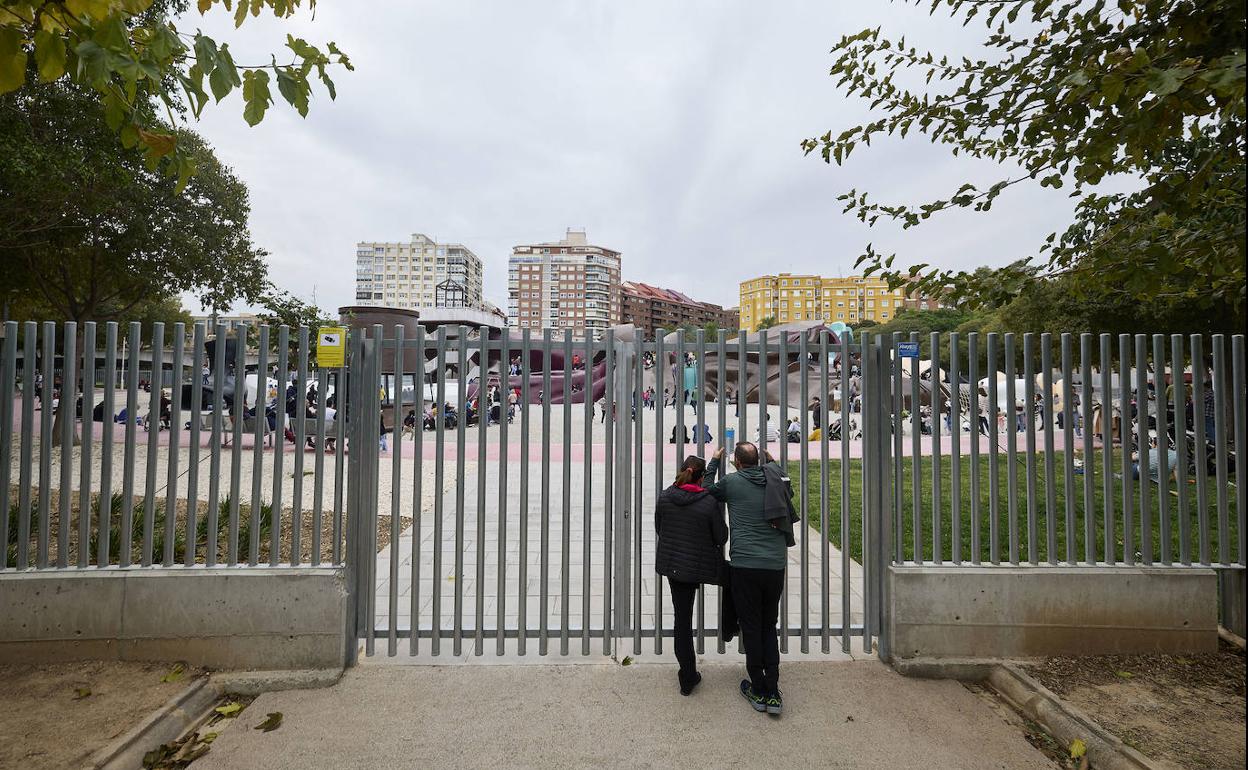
left=0, top=0, right=351, bottom=185
left=0, top=80, right=268, bottom=323
left=805, top=0, right=1245, bottom=326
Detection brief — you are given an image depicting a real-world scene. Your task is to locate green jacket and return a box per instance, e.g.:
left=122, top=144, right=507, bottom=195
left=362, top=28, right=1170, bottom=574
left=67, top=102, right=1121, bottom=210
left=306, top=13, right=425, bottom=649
left=703, top=458, right=788, bottom=571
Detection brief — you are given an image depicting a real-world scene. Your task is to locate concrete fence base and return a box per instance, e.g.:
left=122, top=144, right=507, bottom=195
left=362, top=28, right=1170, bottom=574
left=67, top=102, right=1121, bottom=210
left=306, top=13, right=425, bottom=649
left=0, top=568, right=348, bottom=670
left=888, top=565, right=1218, bottom=660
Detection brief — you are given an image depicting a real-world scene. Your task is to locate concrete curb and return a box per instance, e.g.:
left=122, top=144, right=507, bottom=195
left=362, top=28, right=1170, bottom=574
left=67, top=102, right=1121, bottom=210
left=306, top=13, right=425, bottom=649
left=82, top=668, right=344, bottom=769
left=986, top=662, right=1168, bottom=770
left=87, top=676, right=220, bottom=770
left=891, top=657, right=999, bottom=681
left=1218, top=626, right=1245, bottom=650
left=212, top=668, right=344, bottom=696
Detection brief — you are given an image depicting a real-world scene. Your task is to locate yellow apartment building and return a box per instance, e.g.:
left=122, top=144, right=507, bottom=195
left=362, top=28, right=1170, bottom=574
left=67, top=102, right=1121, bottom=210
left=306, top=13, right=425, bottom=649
left=738, top=273, right=934, bottom=332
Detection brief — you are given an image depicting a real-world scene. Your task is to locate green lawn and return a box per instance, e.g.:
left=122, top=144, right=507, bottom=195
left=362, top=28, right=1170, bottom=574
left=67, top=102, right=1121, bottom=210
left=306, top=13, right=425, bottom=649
left=789, top=452, right=1240, bottom=566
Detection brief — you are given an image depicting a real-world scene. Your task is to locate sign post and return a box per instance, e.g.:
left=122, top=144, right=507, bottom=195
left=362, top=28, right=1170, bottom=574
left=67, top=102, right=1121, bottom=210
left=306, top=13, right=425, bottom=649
left=317, top=326, right=347, bottom=369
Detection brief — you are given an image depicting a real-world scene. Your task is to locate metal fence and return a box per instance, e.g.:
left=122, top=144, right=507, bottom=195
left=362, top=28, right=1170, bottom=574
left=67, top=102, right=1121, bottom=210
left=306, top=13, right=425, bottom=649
left=0, top=320, right=348, bottom=572
left=4, top=319, right=1242, bottom=663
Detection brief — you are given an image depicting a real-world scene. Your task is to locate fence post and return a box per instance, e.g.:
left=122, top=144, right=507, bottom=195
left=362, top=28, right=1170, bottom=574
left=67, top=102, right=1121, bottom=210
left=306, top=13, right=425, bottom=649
left=612, top=334, right=633, bottom=653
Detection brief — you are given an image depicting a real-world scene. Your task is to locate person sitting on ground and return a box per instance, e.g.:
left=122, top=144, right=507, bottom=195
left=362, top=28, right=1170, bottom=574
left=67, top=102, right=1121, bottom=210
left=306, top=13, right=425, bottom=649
left=654, top=455, right=728, bottom=696
left=786, top=416, right=802, bottom=443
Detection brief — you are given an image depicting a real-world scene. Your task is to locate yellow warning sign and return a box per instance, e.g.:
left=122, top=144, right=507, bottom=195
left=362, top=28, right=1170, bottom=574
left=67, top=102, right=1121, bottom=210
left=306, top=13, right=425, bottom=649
left=317, top=326, right=347, bottom=368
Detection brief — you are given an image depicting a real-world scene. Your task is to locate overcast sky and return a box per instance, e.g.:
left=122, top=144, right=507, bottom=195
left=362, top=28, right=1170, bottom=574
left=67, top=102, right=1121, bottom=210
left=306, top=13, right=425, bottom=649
left=183, top=0, right=1078, bottom=315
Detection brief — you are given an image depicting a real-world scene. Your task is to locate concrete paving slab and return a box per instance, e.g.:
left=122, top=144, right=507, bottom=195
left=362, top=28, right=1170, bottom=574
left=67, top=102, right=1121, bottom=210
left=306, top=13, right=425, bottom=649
left=195, top=661, right=1051, bottom=769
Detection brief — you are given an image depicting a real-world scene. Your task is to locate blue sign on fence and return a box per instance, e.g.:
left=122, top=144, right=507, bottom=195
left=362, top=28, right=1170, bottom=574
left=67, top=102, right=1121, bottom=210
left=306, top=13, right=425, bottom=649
left=897, top=342, right=920, bottom=358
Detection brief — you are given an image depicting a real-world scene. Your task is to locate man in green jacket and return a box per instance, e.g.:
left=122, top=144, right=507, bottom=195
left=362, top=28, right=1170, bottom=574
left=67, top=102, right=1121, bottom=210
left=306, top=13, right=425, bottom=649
left=703, top=442, right=787, bottom=716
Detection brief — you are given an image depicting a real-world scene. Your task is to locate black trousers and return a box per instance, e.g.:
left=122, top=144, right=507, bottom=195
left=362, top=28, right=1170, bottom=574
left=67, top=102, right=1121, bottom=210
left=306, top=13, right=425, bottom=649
left=730, top=566, right=785, bottom=697
left=668, top=578, right=699, bottom=681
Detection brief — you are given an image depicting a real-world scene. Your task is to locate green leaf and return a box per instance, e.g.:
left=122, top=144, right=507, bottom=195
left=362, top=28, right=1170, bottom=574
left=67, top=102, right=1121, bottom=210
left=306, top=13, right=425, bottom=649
left=160, top=662, right=187, bottom=683
left=620, top=656, right=633, bottom=666
left=73, top=686, right=92, bottom=699
left=255, top=712, right=284, bottom=732
left=0, top=28, right=28, bottom=94
left=242, top=69, right=273, bottom=126
left=34, top=30, right=68, bottom=82
left=214, top=701, right=244, bottom=717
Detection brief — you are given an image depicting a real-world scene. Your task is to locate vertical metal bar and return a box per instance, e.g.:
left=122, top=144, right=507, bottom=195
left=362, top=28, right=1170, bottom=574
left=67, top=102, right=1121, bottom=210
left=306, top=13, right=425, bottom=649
left=601, top=329, right=613, bottom=656
left=840, top=332, right=851, bottom=651
left=654, top=331, right=665, bottom=656
left=0, top=323, right=17, bottom=570
left=560, top=331, right=572, bottom=655
left=1135, top=334, right=1152, bottom=564
left=968, top=333, right=981, bottom=564
left=389, top=326, right=405, bottom=657
left=814, top=330, right=828, bottom=650
left=226, top=323, right=244, bottom=566
left=799, top=333, right=810, bottom=649
left=312, top=365, right=327, bottom=566
left=142, top=322, right=162, bottom=567
left=1080, top=334, right=1095, bottom=565
left=291, top=327, right=309, bottom=565
left=909, top=331, right=920, bottom=563
left=539, top=329, right=551, bottom=655
left=695, top=330, right=707, bottom=654
left=205, top=323, right=226, bottom=567
left=737, top=328, right=746, bottom=445
left=1153, top=335, right=1171, bottom=565
left=78, top=322, right=96, bottom=568
left=412, top=326, right=426, bottom=656
left=635, top=333, right=646, bottom=656
left=476, top=328, right=490, bottom=655
left=101, top=323, right=119, bottom=567
left=454, top=327, right=468, bottom=655
left=1119, top=334, right=1134, bottom=564
left=1172, top=335, right=1190, bottom=564
left=1233, top=335, right=1246, bottom=566
left=929, top=332, right=942, bottom=565
left=37, top=322, right=54, bottom=568
left=581, top=330, right=592, bottom=656
left=861, top=333, right=874, bottom=654
left=270, top=326, right=288, bottom=566
left=1100, top=334, right=1115, bottom=565
left=333, top=360, right=347, bottom=564
left=1023, top=334, right=1037, bottom=564
left=182, top=321, right=202, bottom=566
left=432, top=327, right=448, bottom=655
left=778, top=331, right=789, bottom=648
left=250, top=326, right=269, bottom=566
left=17, top=322, right=37, bottom=570
left=1211, top=335, right=1229, bottom=565
left=163, top=323, right=183, bottom=566
left=673, top=331, right=685, bottom=648
left=758, top=331, right=768, bottom=454
left=120, top=323, right=142, bottom=568
left=949, top=332, right=961, bottom=564
left=58, top=322, right=77, bottom=568
left=1041, top=334, right=1058, bottom=563
left=891, top=332, right=903, bottom=565
left=716, top=329, right=728, bottom=654
left=366, top=328, right=383, bottom=655
left=1062, top=334, right=1076, bottom=564
left=986, top=333, right=1000, bottom=564
left=1001, top=333, right=1019, bottom=564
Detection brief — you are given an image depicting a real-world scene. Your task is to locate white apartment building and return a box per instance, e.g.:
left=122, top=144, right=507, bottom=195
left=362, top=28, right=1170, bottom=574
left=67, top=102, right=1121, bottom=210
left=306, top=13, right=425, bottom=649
left=354, top=233, right=484, bottom=311
left=507, top=229, right=621, bottom=335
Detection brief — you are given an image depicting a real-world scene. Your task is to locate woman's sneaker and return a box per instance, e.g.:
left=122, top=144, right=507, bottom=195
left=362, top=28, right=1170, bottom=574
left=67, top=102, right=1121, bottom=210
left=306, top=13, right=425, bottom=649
left=739, top=680, right=767, bottom=712
left=765, top=690, right=783, bottom=716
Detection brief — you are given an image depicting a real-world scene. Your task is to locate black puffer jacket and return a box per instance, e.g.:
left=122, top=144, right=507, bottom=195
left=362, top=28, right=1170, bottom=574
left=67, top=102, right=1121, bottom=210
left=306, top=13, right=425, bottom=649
left=654, top=485, right=728, bottom=584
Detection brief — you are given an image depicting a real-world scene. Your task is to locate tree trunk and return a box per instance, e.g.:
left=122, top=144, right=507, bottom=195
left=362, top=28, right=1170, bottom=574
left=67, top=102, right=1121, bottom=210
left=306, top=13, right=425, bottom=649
left=49, top=324, right=83, bottom=449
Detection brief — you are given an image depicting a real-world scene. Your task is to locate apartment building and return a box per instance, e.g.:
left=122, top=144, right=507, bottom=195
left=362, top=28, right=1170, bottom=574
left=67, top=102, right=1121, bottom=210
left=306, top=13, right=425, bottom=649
left=738, top=273, right=937, bottom=332
left=507, top=229, right=621, bottom=335
left=620, top=282, right=739, bottom=339
left=354, top=233, right=484, bottom=311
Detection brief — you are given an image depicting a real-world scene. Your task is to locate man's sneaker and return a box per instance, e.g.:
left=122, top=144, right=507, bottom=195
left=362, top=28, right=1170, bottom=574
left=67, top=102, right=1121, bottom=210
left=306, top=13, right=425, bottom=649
left=739, top=680, right=767, bottom=712
left=765, top=690, right=783, bottom=716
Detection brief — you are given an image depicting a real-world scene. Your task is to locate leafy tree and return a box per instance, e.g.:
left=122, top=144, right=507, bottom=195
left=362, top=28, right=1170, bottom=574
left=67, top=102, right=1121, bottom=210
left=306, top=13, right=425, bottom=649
left=754, top=315, right=777, bottom=331
left=805, top=0, right=1245, bottom=326
left=0, top=81, right=268, bottom=326
left=0, top=0, right=351, bottom=183
left=852, top=319, right=879, bottom=330
left=255, top=287, right=335, bottom=330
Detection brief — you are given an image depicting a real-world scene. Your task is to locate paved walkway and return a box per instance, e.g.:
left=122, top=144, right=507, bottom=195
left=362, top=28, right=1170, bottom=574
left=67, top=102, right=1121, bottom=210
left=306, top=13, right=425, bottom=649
left=371, top=455, right=866, bottom=658
left=195, top=661, right=1052, bottom=769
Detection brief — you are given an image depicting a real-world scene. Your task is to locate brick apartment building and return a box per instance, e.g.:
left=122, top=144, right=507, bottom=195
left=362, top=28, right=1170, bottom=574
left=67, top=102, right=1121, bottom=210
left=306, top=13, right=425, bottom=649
left=620, top=281, right=739, bottom=339
left=507, top=229, right=622, bottom=336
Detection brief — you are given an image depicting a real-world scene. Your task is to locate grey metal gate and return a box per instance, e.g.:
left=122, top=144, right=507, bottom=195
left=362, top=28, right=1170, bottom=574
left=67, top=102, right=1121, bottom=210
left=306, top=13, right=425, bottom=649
left=346, top=325, right=891, bottom=659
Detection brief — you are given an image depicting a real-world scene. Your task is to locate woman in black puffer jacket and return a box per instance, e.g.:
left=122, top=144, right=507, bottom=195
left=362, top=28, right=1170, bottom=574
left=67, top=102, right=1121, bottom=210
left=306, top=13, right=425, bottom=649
left=655, top=455, right=728, bottom=696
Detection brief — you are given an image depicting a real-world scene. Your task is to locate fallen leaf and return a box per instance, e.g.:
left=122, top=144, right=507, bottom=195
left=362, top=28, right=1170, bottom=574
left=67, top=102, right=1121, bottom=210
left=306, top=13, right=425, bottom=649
left=255, top=712, right=283, bottom=732
left=73, top=687, right=91, bottom=700
left=620, top=656, right=633, bottom=666
left=201, top=732, right=218, bottom=744
left=160, top=662, right=187, bottom=683
left=845, top=715, right=854, bottom=722
left=1114, top=670, right=1133, bottom=679
left=1070, top=737, right=1087, bottom=758
left=214, top=701, right=243, bottom=717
